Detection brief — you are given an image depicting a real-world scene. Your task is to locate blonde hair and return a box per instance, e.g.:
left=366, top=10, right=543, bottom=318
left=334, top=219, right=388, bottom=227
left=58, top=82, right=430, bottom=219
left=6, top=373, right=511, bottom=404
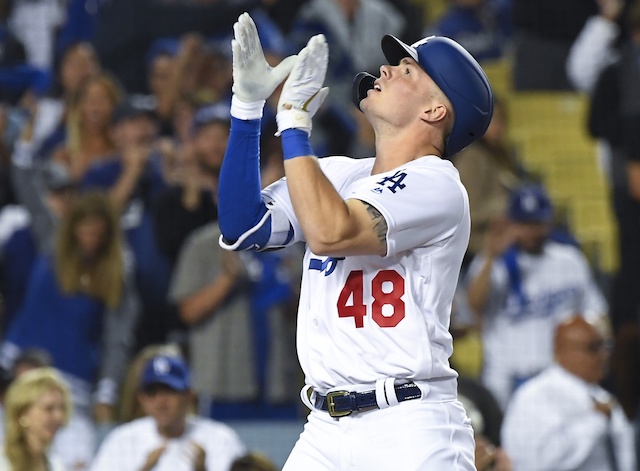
left=54, top=191, right=124, bottom=308
left=66, top=73, right=121, bottom=158
left=4, top=368, right=71, bottom=471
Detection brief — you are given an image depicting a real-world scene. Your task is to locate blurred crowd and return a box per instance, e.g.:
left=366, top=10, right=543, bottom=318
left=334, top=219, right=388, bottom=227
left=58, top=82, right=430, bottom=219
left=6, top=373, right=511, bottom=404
left=0, top=0, right=639, bottom=470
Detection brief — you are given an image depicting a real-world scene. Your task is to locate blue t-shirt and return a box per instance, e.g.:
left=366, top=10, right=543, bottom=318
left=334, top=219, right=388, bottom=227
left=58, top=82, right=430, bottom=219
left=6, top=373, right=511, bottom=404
left=1, top=226, right=38, bottom=330
left=5, top=255, right=103, bottom=383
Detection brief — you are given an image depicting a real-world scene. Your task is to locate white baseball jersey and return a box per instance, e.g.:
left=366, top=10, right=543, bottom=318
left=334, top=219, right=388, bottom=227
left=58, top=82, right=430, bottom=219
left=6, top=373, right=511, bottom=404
left=260, top=155, right=470, bottom=396
left=466, top=242, right=608, bottom=407
left=89, top=416, right=245, bottom=471
left=502, top=364, right=636, bottom=471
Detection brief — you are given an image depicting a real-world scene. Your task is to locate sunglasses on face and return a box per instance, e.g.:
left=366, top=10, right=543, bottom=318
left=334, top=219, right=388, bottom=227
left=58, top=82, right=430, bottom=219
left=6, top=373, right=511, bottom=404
left=575, top=339, right=612, bottom=354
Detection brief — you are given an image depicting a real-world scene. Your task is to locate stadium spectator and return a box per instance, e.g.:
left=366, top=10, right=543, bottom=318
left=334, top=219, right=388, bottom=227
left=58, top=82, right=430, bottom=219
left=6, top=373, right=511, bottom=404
left=80, top=97, right=173, bottom=351
left=501, top=315, right=636, bottom=471
left=2, top=159, right=76, bottom=332
left=465, top=183, right=608, bottom=408
left=425, top=0, right=512, bottom=62
left=117, top=343, right=184, bottom=424
left=566, top=0, right=626, bottom=95
left=90, top=354, right=245, bottom=471
left=153, top=103, right=227, bottom=270
left=0, top=367, right=70, bottom=471
left=0, top=192, right=140, bottom=457
left=452, top=96, right=526, bottom=267
left=169, top=133, right=301, bottom=420
left=31, top=42, right=101, bottom=161
left=50, top=73, right=121, bottom=182
left=7, top=0, right=65, bottom=71
left=583, top=1, right=640, bottom=424
left=0, top=348, right=95, bottom=471
left=91, top=0, right=247, bottom=93
left=511, top=0, right=598, bottom=90
left=457, top=375, right=512, bottom=471
left=0, top=0, right=25, bottom=69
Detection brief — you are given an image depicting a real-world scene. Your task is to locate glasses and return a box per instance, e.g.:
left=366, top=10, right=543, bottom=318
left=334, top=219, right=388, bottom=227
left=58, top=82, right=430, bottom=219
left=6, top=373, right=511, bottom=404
left=573, top=339, right=612, bottom=354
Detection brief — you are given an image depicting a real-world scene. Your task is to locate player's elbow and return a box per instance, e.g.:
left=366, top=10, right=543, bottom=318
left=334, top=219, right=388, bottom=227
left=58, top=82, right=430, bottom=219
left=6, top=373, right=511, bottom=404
left=178, top=301, right=203, bottom=326
left=302, top=231, right=332, bottom=256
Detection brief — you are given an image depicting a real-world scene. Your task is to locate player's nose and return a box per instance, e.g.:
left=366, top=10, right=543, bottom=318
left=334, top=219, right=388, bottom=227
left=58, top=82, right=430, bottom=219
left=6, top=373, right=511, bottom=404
left=379, top=64, right=391, bottom=78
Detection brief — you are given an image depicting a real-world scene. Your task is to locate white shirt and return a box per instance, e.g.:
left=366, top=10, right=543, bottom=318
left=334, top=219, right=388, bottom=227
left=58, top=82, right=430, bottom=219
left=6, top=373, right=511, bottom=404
left=566, top=15, right=620, bottom=94
left=502, top=364, right=636, bottom=471
left=261, top=155, right=470, bottom=396
left=467, top=241, right=607, bottom=406
left=89, top=416, right=245, bottom=471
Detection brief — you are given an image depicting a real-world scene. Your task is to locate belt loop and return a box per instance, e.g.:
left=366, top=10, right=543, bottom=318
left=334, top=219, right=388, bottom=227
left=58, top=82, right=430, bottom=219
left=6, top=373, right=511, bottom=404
left=300, top=385, right=315, bottom=411
left=384, top=378, right=399, bottom=406
left=375, top=379, right=389, bottom=409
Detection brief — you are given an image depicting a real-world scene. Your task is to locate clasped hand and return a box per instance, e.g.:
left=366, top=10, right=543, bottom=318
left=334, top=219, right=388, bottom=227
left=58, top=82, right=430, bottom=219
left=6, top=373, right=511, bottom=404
left=231, top=12, right=329, bottom=134
left=231, top=12, right=296, bottom=103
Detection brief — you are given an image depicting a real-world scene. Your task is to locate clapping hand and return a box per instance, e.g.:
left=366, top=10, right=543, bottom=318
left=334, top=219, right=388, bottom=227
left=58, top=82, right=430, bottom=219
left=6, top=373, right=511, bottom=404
left=231, top=12, right=297, bottom=104
left=276, top=34, right=330, bottom=136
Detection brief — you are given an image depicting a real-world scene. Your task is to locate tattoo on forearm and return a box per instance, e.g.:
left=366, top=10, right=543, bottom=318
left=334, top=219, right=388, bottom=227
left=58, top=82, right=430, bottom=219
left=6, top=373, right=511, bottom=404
left=364, top=202, right=388, bottom=246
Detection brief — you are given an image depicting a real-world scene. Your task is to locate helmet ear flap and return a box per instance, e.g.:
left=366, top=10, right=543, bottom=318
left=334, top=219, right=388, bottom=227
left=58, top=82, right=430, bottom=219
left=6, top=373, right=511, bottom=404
left=352, top=72, right=377, bottom=112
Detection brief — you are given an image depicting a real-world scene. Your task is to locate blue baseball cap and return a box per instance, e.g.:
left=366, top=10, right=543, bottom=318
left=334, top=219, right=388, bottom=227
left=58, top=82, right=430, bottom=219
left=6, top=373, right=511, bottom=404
left=192, top=102, right=231, bottom=134
left=141, top=355, right=191, bottom=392
left=508, top=184, right=554, bottom=223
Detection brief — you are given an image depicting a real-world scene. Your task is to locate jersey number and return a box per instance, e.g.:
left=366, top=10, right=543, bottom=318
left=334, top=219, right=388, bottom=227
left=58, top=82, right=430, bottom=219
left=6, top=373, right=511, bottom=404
left=337, top=270, right=405, bottom=328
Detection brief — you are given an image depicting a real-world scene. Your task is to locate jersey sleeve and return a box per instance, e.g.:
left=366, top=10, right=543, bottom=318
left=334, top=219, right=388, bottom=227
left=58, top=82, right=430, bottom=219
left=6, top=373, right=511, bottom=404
left=258, top=177, right=305, bottom=248
left=348, top=163, right=468, bottom=256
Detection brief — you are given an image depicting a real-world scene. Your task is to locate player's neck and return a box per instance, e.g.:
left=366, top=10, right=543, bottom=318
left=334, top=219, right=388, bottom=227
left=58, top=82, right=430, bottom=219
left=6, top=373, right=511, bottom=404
left=372, top=133, right=442, bottom=174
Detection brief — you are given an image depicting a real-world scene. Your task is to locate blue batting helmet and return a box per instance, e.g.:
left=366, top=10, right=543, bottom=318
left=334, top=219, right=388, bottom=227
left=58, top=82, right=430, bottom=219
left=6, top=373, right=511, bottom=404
left=353, top=35, right=494, bottom=158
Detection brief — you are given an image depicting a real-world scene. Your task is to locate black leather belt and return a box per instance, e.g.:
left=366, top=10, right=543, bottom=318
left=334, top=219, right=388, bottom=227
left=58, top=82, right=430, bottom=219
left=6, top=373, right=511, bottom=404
left=314, top=382, right=422, bottom=418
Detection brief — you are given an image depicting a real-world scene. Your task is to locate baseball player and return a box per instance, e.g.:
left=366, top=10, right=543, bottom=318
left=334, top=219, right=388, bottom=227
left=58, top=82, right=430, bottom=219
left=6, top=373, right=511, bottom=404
left=217, top=12, right=493, bottom=470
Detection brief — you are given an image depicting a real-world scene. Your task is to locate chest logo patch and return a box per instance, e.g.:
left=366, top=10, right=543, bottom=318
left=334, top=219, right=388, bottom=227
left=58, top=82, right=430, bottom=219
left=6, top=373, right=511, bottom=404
left=309, top=257, right=345, bottom=276
left=376, top=170, right=407, bottom=193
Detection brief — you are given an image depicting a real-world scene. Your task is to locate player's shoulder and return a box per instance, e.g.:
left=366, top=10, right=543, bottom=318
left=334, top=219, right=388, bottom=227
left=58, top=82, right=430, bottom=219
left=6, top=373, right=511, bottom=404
left=317, top=156, right=376, bottom=188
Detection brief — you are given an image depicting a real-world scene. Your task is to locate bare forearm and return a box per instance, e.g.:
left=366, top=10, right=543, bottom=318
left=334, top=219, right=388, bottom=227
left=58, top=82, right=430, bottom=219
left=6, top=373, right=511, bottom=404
left=627, top=161, right=640, bottom=202
left=466, top=257, right=495, bottom=315
left=284, top=157, right=364, bottom=255
left=179, top=274, right=236, bottom=325
left=110, top=167, right=143, bottom=211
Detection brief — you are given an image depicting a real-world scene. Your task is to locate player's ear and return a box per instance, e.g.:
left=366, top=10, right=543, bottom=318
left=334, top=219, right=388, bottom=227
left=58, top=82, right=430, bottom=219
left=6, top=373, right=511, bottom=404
left=420, top=102, right=448, bottom=124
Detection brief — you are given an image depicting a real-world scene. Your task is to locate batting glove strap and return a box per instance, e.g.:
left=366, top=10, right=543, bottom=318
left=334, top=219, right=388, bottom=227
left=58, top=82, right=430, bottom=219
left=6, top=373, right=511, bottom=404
left=231, top=94, right=266, bottom=121
left=275, top=108, right=312, bottom=136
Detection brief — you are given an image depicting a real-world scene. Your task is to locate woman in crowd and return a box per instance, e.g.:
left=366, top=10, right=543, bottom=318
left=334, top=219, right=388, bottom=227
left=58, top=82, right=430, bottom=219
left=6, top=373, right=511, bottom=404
left=0, top=367, right=71, bottom=471
left=0, top=192, right=140, bottom=468
left=51, top=73, right=120, bottom=182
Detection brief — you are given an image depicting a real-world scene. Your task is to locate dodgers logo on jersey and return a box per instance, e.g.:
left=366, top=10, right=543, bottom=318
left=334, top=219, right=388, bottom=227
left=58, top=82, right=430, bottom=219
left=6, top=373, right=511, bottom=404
left=376, top=170, right=407, bottom=193
left=309, top=257, right=344, bottom=276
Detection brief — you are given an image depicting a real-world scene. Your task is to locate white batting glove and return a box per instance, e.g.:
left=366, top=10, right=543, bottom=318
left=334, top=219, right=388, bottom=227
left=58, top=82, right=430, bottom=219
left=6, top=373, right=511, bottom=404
left=231, top=12, right=297, bottom=118
left=276, top=34, right=329, bottom=136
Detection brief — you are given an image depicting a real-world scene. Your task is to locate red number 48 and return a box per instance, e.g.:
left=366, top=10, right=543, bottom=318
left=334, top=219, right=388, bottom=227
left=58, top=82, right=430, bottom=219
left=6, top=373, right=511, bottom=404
left=336, top=270, right=405, bottom=328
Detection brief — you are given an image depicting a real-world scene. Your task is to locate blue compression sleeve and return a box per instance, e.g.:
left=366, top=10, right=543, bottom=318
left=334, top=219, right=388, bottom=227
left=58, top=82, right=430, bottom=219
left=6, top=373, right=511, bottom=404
left=217, top=117, right=270, bottom=249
